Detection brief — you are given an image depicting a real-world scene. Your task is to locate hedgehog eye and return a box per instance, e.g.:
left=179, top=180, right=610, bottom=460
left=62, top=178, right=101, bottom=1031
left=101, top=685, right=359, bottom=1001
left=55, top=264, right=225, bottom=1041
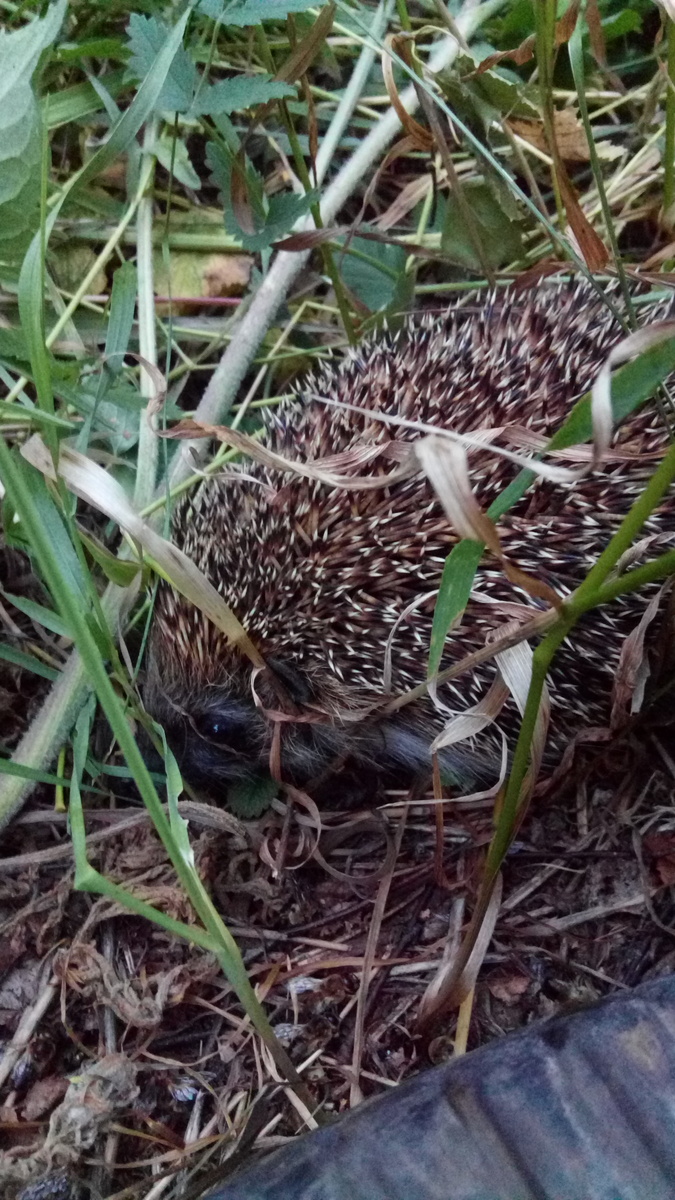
left=201, top=719, right=230, bottom=743
left=193, top=713, right=250, bottom=754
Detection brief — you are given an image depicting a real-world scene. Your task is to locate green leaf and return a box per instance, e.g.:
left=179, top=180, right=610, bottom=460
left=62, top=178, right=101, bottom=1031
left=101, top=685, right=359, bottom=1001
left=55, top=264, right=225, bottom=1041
left=78, top=528, right=140, bottom=588
left=126, top=14, right=198, bottom=114
left=0, top=0, right=67, bottom=108
left=227, top=775, right=278, bottom=817
left=0, top=757, right=70, bottom=787
left=72, top=695, right=96, bottom=792
left=105, top=261, right=137, bottom=375
left=0, top=0, right=67, bottom=263
left=0, top=326, right=29, bottom=362
left=441, top=180, right=524, bottom=271
left=0, top=399, right=75, bottom=432
left=428, top=540, right=484, bottom=682
left=18, top=9, right=191, bottom=434
left=64, top=9, right=191, bottom=198
left=199, top=0, right=326, bottom=24
left=153, top=723, right=196, bottom=866
left=44, top=70, right=126, bottom=130
left=0, top=643, right=58, bottom=682
left=439, top=52, right=538, bottom=133
left=340, top=236, right=406, bottom=313
left=154, top=131, right=201, bottom=191
left=0, top=589, right=70, bottom=637
left=602, top=9, right=642, bottom=43
left=197, top=74, right=295, bottom=115
left=208, top=141, right=317, bottom=251
left=13, top=454, right=89, bottom=609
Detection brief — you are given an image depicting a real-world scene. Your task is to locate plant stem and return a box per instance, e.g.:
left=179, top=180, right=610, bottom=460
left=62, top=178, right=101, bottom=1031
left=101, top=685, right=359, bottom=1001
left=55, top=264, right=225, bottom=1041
left=664, top=19, right=675, bottom=222
left=134, top=119, right=160, bottom=510
left=419, top=442, right=675, bottom=1028
left=534, top=0, right=565, bottom=235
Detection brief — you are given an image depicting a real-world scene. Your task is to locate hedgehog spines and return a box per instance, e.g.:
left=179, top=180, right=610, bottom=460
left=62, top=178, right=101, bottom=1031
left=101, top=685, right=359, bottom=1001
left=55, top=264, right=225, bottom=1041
left=146, top=281, right=675, bottom=794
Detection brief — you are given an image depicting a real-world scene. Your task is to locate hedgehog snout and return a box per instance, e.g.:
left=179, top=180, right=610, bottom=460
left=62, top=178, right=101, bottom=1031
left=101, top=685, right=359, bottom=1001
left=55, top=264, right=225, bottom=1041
left=144, top=657, right=502, bottom=798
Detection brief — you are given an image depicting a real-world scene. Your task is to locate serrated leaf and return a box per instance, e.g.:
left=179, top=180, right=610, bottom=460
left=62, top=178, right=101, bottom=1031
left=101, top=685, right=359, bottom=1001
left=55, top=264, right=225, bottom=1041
left=199, top=0, right=327, bottom=24
left=126, top=14, right=198, bottom=114
left=227, top=775, right=278, bottom=817
left=196, top=74, right=295, bottom=115
left=208, top=141, right=317, bottom=251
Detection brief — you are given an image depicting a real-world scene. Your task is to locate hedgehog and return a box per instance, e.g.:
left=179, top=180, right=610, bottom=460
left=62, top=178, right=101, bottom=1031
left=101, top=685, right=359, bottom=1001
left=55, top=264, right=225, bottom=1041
left=145, top=281, right=675, bottom=798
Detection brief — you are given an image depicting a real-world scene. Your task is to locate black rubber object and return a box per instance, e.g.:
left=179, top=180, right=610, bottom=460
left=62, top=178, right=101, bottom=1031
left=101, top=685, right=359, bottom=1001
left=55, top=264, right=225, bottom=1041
left=205, top=974, right=675, bottom=1200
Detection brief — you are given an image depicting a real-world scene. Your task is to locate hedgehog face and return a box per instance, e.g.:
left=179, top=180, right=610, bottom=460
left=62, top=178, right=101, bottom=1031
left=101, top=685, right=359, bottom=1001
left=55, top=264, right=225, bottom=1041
left=143, top=664, right=266, bottom=792
left=144, top=647, right=496, bottom=799
left=143, top=652, right=349, bottom=793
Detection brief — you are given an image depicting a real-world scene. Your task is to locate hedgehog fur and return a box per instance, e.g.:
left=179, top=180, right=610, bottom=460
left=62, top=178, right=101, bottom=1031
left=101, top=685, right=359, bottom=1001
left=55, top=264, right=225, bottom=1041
left=145, top=282, right=675, bottom=796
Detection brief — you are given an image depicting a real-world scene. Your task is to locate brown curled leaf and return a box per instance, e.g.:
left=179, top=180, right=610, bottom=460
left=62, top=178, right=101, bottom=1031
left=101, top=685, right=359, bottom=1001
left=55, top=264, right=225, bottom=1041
left=276, top=3, right=335, bottom=83
left=509, top=109, right=591, bottom=164
left=272, top=224, right=348, bottom=251
left=231, top=148, right=256, bottom=236
left=382, top=34, right=433, bottom=151
left=474, top=1, right=579, bottom=75
left=111, top=352, right=167, bottom=417
left=161, top=417, right=417, bottom=490
left=474, top=35, right=535, bottom=75
left=557, top=168, right=608, bottom=270
left=415, top=435, right=561, bottom=609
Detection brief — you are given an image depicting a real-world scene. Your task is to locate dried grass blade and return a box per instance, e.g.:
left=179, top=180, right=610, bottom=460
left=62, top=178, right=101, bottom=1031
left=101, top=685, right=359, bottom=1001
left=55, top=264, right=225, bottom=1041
left=418, top=873, right=503, bottom=1022
left=20, top=435, right=264, bottom=667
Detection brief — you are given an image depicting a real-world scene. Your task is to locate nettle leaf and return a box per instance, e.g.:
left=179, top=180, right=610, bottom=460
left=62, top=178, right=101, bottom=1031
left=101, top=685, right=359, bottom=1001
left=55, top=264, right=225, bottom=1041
left=126, top=14, right=198, bottom=113
left=0, top=0, right=67, bottom=262
left=208, top=141, right=317, bottom=251
left=198, top=0, right=328, bottom=26
left=197, top=74, right=295, bottom=116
